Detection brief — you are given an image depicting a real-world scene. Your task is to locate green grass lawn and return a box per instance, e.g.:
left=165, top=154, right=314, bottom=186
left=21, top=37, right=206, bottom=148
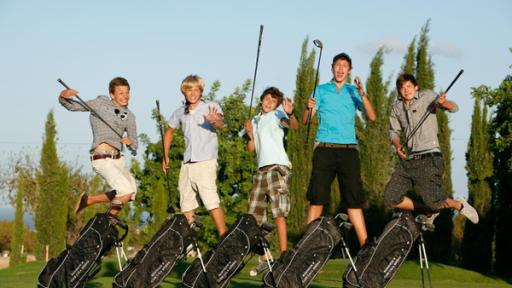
left=2, top=257, right=510, bottom=288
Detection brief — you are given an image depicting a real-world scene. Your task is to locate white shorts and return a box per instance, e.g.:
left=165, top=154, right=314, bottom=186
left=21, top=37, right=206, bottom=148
left=91, top=156, right=137, bottom=200
left=178, top=159, right=220, bottom=212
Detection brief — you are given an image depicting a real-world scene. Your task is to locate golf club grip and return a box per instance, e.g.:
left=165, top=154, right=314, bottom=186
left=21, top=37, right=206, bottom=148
left=57, top=78, right=71, bottom=90
left=258, top=25, right=263, bottom=45
left=444, top=69, right=464, bottom=93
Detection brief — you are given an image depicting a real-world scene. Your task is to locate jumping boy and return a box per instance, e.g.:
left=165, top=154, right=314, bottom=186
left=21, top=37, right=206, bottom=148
left=302, top=52, right=376, bottom=247
left=162, top=75, right=227, bottom=236
left=383, top=73, right=479, bottom=224
left=244, top=87, right=298, bottom=274
left=59, top=77, right=138, bottom=216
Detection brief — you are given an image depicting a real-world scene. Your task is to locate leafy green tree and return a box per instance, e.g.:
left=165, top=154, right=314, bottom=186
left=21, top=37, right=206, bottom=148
left=35, top=111, right=68, bottom=259
left=488, top=73, right=512, bottom=277
left=287, top=39, right=318, bottom=235
left=461, top=87, right=494, bottom=272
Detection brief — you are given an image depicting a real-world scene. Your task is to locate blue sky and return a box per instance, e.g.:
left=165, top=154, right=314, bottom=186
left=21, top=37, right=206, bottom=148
left=0, top=0, right=511, bottom=221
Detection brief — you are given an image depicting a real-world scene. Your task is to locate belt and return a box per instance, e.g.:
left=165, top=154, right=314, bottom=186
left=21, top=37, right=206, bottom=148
left=408, top=152, right=442, bottom=161
left=91, top=154, right=121, bottom=161
left=317, top=142, right=357, bottom=149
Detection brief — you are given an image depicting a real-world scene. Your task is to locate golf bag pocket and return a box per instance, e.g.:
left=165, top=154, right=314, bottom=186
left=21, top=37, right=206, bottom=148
left=37, top=213, right=128, bottom=288
left=263, top=216, right=343, bottom=288
left=112, top=214, right=196, bottom=288
left=343, top=211, right=420, bottom=288
left=182, top=214, right=266, bottom=288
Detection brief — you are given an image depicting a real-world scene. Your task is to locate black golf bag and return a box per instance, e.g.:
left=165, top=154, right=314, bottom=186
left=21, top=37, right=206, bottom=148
left=112, top=214, right=196, bottom=288
left=343, top=211, right=421, bottom=288
left=263, top=215, right=351, bottom=288
left=181, top=214, right=269, bottom=288
left=37, top=212, right=128, bottom=288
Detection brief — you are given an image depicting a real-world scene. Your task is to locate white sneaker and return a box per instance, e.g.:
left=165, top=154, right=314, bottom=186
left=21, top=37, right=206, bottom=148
left=249, top=258, right=272, bottom=277
left=456, top=197, right=479, bottom=224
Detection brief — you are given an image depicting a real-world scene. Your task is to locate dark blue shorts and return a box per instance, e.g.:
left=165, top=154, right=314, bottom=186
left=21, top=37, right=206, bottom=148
left=306, top=146, right=366, bottom=208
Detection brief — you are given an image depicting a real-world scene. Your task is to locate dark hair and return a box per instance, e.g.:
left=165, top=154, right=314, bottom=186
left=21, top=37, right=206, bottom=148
left=332, top=52, right=352, bottom=68
left=260, top=87, right=284, bottom=106
left=396, top=73, right=418, bottom=91
left=109, top=77, right=130, bottom=94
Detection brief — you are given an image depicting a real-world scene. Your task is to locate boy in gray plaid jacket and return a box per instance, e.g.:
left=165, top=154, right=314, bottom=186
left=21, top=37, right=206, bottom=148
left=244, top=87, right=298, bottom=274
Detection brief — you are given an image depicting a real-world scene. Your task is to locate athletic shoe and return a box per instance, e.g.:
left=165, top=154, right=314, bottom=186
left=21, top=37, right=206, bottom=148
left=111, top=199, right=124, bottom=208
left=75, top=192, right=88, bottom=214
left=249, top=258, right=273, bottom=277
left=456, top=197, right=479, bottom=224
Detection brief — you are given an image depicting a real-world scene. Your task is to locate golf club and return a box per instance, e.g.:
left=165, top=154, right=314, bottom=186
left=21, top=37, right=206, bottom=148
left=57, top=78, right=137, bottom=156
left=305, top=39, right=324, bottom=146
left=156, top=100, right=175, bottom=214
left=247, top=24, right=264, bottom=119
left=404, top=69, right=464, bottom=145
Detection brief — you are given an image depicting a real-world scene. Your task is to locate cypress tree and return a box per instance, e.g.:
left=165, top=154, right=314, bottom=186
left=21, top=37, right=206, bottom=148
left=358, top=47, right=392, bottom=238
left=35, top=111, right=68, bottom=259
left=10, top=164, right=27, bottom=266
left=461, top=88, right=494, bottom=272
left=287, top=39, right=317, bottom=235
left=402, top=38, right=416, bottom=75
left=489, top=74, right=512, bottom=277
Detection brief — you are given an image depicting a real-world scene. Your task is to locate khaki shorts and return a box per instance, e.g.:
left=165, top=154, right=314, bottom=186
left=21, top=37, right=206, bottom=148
left=91, top=156, right=137, bottom=200
left=178, top=159, right=220, bottom=212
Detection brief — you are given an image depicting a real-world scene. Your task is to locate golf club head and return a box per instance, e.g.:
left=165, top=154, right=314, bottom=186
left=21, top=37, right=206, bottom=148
left=313, top=39, right=323, bottom=49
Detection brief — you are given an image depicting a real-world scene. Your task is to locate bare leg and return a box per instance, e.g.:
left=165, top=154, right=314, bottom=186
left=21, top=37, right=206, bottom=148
left=274, top=216, right=288, bottom=254
left=393, top=196, right=435, bottom=215
left=109, top=193, right=133, bottom=215
left=306, top=204, right=324, bottom=224
left=209, top=207, right=227, bottom=236
left=86, top=193, right=112, bottom=205
left=347, top=208, right=367, bottom=247
left=183, top=210, right=196, bottom=224
left=443, top=198, right=462, bottom=210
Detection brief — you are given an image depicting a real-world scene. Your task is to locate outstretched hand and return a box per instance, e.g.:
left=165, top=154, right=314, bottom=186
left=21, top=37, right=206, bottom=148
left=354, top=76, right=365, bottom=96
left=60, top=89, right=78, bottom=99
left=203, top=106, right=222, bottom=126
left=283, top=97, right=294, bottom=115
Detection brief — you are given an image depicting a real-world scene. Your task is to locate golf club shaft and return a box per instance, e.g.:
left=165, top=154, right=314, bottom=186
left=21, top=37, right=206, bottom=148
left=156, top=100, right=175, bottom=214
left=248, top=25, right=264, bottom=119
left=404, top=69, right=464, bottom=145
left=305, top=43, right=323, bottom=146
left=57, top=78, right=136, bottom=154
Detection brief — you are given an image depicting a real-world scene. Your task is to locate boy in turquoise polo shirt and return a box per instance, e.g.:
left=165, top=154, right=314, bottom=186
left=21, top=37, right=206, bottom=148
left=302, top=52, right=376, bottom=247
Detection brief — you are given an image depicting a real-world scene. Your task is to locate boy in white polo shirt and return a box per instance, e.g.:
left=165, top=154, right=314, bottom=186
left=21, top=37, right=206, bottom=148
left=162, top=75, right=227, bottom=236
left=244, top=87, right=298, bottom=274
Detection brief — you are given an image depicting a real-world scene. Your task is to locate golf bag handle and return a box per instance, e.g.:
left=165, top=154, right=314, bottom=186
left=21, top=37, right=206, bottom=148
left=57, top=78, right=137, bottom=156
left=404, top=69, right=464, bottom=145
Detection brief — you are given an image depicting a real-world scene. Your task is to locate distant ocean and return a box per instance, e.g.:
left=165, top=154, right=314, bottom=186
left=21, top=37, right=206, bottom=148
left=0, top=204, right=34, bottom=229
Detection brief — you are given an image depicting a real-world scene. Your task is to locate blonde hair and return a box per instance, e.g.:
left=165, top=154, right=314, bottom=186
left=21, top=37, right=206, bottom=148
left=180, top=75, right=204, bottom=96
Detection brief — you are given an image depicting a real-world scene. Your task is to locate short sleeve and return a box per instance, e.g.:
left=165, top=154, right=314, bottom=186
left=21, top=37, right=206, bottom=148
left=168, top=109, right=181, bottom=129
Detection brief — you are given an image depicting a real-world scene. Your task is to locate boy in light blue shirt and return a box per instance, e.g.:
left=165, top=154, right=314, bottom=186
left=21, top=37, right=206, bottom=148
left=244, top=87, right=298, bottom=273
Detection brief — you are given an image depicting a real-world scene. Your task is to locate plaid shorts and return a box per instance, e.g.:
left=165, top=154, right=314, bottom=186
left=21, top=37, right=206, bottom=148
left=384, top=154, right=447, bottom=210
left=248, top=164, right=291, bottom=225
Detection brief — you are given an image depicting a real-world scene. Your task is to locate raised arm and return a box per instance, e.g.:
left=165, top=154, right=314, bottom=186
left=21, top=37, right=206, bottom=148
left=58, top=89, right=90, bottom=112
left=355, top=76, right=376, bottom=121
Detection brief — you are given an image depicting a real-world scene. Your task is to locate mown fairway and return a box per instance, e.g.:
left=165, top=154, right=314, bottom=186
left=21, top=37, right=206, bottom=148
left=2, top=257, right=511, bottom=288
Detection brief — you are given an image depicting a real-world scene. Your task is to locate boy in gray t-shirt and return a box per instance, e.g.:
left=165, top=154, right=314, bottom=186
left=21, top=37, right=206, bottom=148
left=384, top=73, right=478, bottom=225
left=59, top=77, right=138, bottom=216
